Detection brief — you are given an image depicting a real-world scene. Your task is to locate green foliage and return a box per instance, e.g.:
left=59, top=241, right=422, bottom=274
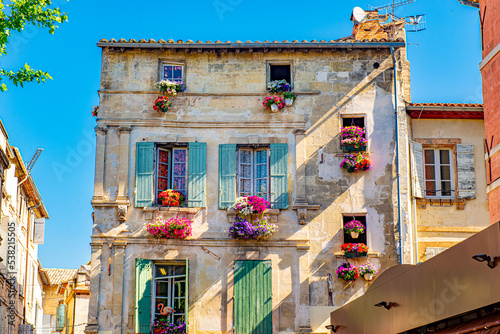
left=0, top=0, right=68, bottom=92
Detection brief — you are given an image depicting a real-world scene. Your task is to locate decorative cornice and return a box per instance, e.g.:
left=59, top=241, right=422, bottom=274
left=96, top=119, right=306, bottom=129
left=118, top=126, right=133, bottom=133
left=94, top=126, right=108, bottom=134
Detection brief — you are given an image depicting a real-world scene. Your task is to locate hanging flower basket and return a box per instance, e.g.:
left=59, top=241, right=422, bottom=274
left=153, top=96, right=173, bottom=113
left=341, top=126, right=367, bottom=152
left=228, top=216, right=277, bottom=240
left=359, top=263, right=378, bottom=281
left=341, top=243, right=369, bottom=258
left=155, top=80, right=186, bottom=96
left=344, top=220, right=365, bottom=239
left=145, top=216, right=192, bottom=239
left=336, top=262, right=358, bottom=282
left=263, top=96, right=285, bottom=112
left=340, top=153, right=372, bottom=173
left=283, top=91, right=297, bottom=106
left=158, top=189, right=185, bottom=207
left=91, top=105, right=99, bottom=117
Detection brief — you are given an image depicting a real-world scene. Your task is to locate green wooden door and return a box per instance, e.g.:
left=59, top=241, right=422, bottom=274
left=234, top=260, right=272, bottom=334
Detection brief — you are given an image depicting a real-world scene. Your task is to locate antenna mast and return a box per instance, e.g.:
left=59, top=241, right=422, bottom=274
left=26, top=148, right=43, bottom=173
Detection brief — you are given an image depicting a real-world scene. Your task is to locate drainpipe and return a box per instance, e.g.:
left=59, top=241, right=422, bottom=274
left=391, top=46, right=403, bottom=265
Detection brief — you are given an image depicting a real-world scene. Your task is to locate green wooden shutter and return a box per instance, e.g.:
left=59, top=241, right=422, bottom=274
left=219, top=144, right=237, bottom=209
left=270, top=143, right=288, bottom=209
left=135, top=142, right=155, bottom=207
left=234, top=260, right=272, bottom=334
left=135, top=258, right=152, bottom=334
left=188, top=142, right=207, bottom=207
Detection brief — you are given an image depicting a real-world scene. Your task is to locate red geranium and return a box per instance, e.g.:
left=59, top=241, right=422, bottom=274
left=153, top=96, right=172, bottom=112
left=158, top=189, right=185, bottom=207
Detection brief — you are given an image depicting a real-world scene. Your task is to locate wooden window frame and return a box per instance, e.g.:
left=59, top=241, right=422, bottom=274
left=423, top=147, right=455, bottom=199
left=155, top=144, right=189, bottom=206
left=267, top=61, right=293, bottom=87
left=151, top=262, right=187, bottom=326
left=159, top=61, right=185, bottom=83
left=237, top=146, right=270, bottom=200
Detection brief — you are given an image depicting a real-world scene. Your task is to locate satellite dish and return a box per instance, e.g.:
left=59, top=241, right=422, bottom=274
left=352, top=7, right=367, bottom=23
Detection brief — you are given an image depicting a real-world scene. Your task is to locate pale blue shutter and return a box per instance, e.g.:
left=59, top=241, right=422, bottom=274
left=135, top=258, right=152, bottom=334
left=457, top=144, right=476, bottom=199
left=219, top=144, right=237, bottom=209
left=188, top=142, right=207, bottom=207
left=135, top=142, right=155, bottom=207
left=270, top=143, right=288, bottom=209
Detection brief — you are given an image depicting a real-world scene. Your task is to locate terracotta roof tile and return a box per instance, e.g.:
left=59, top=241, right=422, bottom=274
left=408, top=103, right=483, bottom=107
left=46, top=268, right=77, bottom=285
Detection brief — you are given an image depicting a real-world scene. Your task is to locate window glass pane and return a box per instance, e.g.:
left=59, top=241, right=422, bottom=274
left=156, top=282, right=168, bottom=297
left=256, top=179, right=268, bottom=194
left=240, top=179, right=251, bottom=193
left=426, top=181, right=436, bottom=196
left=174, top=149, right=187, bottom=163
left=255, top=150, right=267, bottom=164
left=440, top=150, right=450, bottom=164
left=241, top=165, right=252, bottom=178
left=163, top=65, right=173, bottom=80
left=442, top=181, right=452, bottom=196
left=173, top=314, right=185, bottom=325
left=155, top=265, right=170, bottom=277
left=173, top=177, right=186, bottom=193
left=173, top=66, right=183, bottom=81
left=425, top=165, right=435, bottom=180
left=174, top=298, right=185, bottom=313
left=256, top=164, right=268, bottom=178
left=173, top=163, right=186, bottom=176
left=174, top=266, right=186, bottom=276
left=174, top=281, right=185, bottom=297
left=440, top=166, right=451, bottom=181
left=240, top=150, right=251, bottom=164
left=424, top=150, right=434, bottom=164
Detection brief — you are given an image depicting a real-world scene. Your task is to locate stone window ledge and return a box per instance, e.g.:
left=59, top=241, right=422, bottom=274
left=226, top=209, right=281, bottom=223
left=416, top=198, right=466, bottom=210
left=143, top=206, right=203, bottom=220
left=334, top=152, right=370, bottom=157
left=334, top=251, right=380, bottom=258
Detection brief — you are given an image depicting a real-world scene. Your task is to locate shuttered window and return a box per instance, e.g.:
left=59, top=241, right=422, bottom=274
left=135, top=259, right=189, bottom=333
left=219, top=143, right=288, bottom=209
left=135, top=142, right=206, bottom=208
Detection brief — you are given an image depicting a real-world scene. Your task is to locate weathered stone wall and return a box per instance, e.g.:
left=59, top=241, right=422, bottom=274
left=89, top=46, right=411, bottom=333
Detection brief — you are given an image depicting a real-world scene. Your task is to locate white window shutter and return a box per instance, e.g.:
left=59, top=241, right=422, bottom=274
left=410, top=142, right=425, bottom=198
left=34, top=218, right=45, bottom=244
left=457, top=144, right=476, bottom=199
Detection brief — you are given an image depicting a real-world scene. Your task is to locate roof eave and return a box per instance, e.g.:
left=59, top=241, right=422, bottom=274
left=97, top=41, right=406, bottom=50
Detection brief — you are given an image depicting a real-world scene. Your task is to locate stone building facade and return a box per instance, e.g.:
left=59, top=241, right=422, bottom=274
left=0, top=118, right=49, bottom=334
left=86, top=13, right=416, bottom=334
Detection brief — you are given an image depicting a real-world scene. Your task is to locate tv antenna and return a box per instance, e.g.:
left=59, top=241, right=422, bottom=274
left=368, top=0, right=427, bottom=35
left=26, top=148, right=43, bottom=173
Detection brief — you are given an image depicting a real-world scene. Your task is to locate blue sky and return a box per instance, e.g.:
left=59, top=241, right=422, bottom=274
left=0, top=0, right=481, bottom=269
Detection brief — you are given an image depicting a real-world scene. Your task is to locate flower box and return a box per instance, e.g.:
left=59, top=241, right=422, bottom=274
left=145, top=216, right=192, bottom=239
left=340, top=153, right=372, bottom=173
left=228, top=216, right=277, bottom=240
left=158, top=190, right=185, bottom=207
left=342, top=144, right=367, bottom=152
left=345, top=251, right=368, bottom=258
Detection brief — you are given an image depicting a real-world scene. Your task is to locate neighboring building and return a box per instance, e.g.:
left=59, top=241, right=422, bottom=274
left=0, top=118, right=49, bottom=334
left=406, top=103, right=490, bottom=263
left=458, top=0, right=500, bottom=224
left=41, top=265, right=90, bottom=334
left=86, top=10, right=417, bottom=334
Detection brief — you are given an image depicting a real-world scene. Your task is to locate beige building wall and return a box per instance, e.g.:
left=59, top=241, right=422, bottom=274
left=87, top=40, right=412, bottom=334
left=410, top=118, right=489, bottom=262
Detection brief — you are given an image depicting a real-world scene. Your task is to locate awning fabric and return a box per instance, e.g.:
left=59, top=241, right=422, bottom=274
left=432, top=312, right=500, bottom=334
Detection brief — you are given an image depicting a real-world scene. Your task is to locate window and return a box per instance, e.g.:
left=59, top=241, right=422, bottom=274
left=219, top=143, right=288, bottom=209
left=269, top=64, right=291, bottom=84
left=152, top=264, right=187, bottom=325
left=135, top=142, right=206, bottom=208
left=156, top=147, right=188, bottom=202
left=238, top=148, right=270, bottom=200
left=343, top=215, right=367, bottom=245
left=424, top=148, right=454, bottom=198
left=342, top=117, right=365, bottom=136
left=162, top=63, right=183, bottom=82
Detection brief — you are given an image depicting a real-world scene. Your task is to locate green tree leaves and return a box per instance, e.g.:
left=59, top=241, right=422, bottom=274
left=0, top=0, right=68, bottom=92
